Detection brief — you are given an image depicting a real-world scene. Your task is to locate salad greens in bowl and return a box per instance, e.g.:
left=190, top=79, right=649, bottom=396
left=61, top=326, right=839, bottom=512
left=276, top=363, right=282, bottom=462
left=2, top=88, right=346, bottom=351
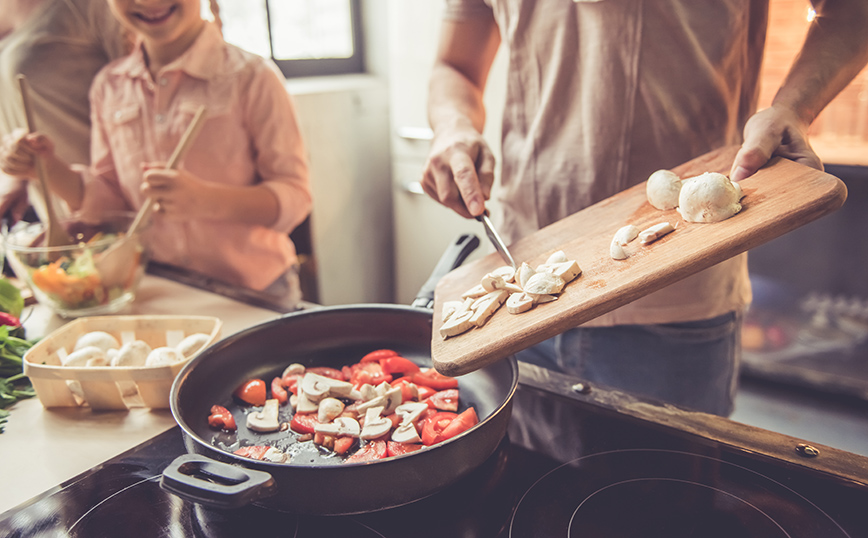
left=3, top=212, right=148, bottom=318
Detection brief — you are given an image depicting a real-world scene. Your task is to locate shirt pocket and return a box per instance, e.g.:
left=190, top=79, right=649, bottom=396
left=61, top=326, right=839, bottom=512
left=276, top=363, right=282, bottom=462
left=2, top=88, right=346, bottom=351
left=108, top=104, right=145, bottom=165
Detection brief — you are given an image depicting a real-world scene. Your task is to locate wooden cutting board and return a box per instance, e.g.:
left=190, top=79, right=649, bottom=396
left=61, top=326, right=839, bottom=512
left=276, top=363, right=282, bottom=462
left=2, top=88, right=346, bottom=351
left=431, top=145, right=847, bottom=377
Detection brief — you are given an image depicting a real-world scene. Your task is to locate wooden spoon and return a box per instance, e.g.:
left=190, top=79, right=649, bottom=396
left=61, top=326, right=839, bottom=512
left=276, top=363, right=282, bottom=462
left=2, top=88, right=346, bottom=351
left=95, top=105, right=208, bottom=289
left=16, top=74, right=73, bottom=248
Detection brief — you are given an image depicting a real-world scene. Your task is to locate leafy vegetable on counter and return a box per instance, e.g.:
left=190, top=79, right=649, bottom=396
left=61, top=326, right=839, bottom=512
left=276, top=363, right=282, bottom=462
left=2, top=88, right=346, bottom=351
left=0, top=282, right=35, bottom=433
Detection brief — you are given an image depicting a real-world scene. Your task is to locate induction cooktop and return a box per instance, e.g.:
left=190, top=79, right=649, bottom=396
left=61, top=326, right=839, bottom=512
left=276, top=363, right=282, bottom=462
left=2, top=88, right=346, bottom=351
left=2, top=363, right=867, bottom=537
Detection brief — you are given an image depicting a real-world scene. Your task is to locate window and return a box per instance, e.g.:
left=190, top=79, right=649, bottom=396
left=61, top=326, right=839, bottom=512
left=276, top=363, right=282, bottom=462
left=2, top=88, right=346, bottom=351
left=206, top=0, right=364, bottom=78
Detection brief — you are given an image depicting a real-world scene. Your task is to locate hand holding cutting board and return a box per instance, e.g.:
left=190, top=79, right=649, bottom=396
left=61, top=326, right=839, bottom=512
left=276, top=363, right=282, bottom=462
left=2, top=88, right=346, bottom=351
left=431, top=146, right=847, bottom=377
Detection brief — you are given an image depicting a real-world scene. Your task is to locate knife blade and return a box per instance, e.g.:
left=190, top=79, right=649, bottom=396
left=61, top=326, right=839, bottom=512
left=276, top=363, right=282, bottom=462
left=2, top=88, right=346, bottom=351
left=476, top=212, right=517, bottom=270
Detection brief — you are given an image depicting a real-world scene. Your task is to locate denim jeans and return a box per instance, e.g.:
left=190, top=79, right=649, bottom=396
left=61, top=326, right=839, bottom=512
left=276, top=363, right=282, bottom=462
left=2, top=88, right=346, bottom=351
left=515, top=311, right=743, bottom=416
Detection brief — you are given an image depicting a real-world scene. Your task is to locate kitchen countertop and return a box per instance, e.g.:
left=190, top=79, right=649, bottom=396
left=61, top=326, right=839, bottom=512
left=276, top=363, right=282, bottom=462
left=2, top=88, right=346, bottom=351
left=0, top=274, right=283, bottom=514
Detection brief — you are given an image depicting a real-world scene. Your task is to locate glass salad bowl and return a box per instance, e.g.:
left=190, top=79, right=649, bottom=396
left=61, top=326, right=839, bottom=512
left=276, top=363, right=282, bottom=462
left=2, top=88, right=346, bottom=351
left=3, top=212, right=149, bottom=318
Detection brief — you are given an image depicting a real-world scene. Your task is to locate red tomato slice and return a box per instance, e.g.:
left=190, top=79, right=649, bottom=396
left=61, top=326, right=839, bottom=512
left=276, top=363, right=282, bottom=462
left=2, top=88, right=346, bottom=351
left=439, top=407, right=478, bottom=441
left=271, top=377, right=288, bottom=404
left=411, top=369, right=459, bottom=390
left=380, top=355, right=420, bottom=376
left=350, top=362, right=393, bottom=388
left=416, top=385, right=437, bottom=401
left=234, top=446, right=271, bottom=460
left=421, top=411, right=458, bottom=446
left=390, top=377, right=419, bottom=402
left=415, top=408, right=438, bottom=434
left=290, top=413, right=320, bottom=435
left=360, top=349, right=398, bottom=363
left=346, top=440, right=387, bottom=463
left=334, top=436, right=356, bottom=455
left=234, top=379, right=267, bottom=406
left=281, top=373, right=302, bottom=395
left=424, top=388, right=459, bottom=411
left=207, top=405, right=237, bottom=431
left=306, top=366, right=345, bottom=381
left=386, top=441, right=424, bottom=457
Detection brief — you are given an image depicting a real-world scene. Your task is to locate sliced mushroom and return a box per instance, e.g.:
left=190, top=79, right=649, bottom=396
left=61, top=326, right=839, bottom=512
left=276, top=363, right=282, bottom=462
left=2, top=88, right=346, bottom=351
left=612, top=224, right=640, bottom=246
left=358, top=383, right=379, bottom=401
left=315, top=416, right=361, bottom=438
left=545, top=250, right=568, bottom=265
left=318, top=397, right=345, bottom=423
left=439, top=309, right=475, bottom=338
left=470, top=292, right=507, bottom=327
left=359, top=406, right=392, bottom=440
left=517, top=262, right=535, bottom=289
left=391, top=421, right=422, bottom=444
left=507, top=292, right=535, bottom=314
left=490, top=265, right=516, bottom=282
left=295, top=389, right=319, bottom=414
left=460, top=284, right=488, bottom=299
left=480, top=273, right=506, bottom=292
left=395, top=401, right=429, bottom=425
left=357, top=385, right=402, bottom=415
left=523, top=272, right=566, bottom=295
left=441, top=300, right=464, bottom=322
left=610, top=240, right=628, bottom=260
left=247, top=398, right=281, bottom=432
left=638, top=222, right=675, bottom=244
left=282, top=363, right=305, bottom=377
left=262, top=446, right=289, bottom=463
left=536, top=260, right=581, bottom=283
left=300, top=372, right=354, bottom=402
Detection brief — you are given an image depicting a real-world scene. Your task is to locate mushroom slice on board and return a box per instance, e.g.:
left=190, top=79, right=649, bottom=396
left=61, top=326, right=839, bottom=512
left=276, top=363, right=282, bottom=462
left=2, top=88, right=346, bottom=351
left=523, top=272, right=566, bottom=295
left=638, top=222, right=675, bottom=244
left=507, top=292, right=536, bottom=314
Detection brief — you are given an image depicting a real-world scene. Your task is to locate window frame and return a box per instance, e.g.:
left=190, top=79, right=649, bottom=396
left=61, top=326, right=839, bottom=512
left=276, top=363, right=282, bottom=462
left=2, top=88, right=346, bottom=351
left=267, top=0, right=365, bottom=78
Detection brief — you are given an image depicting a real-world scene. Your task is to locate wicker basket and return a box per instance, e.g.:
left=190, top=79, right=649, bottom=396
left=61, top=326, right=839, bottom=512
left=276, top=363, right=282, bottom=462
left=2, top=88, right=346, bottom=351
left=23, top=315, right=222, bottom=410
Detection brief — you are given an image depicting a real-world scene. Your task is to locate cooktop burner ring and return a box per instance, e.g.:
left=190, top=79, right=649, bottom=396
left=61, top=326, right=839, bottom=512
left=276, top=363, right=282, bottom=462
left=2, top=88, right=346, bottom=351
left=509, top=448, right=852, bottom=538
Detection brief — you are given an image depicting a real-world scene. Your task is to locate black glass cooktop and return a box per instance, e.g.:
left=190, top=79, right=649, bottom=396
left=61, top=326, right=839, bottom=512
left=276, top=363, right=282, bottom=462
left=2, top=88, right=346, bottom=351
left=2, top=366, right=867, bottom=537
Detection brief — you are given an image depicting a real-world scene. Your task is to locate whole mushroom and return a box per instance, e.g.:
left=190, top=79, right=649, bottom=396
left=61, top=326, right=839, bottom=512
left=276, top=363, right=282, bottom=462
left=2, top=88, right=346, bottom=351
left=678, top=172, right=744, bottom=223
left=646, top=169, right=683, bottom=210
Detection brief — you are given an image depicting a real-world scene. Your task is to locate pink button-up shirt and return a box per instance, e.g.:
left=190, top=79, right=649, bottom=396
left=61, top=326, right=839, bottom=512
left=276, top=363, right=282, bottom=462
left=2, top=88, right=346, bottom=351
left=79, top=22, right=311, bottom=291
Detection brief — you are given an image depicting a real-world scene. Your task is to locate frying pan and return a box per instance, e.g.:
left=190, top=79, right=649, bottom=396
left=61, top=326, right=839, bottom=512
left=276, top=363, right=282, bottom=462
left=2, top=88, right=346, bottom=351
left=161, top=235, right=519, bottom=515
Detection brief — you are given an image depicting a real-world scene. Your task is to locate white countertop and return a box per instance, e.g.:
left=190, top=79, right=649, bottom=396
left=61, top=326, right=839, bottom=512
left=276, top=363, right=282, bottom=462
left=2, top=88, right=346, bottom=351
left=0, top=275, right=282, bottom=514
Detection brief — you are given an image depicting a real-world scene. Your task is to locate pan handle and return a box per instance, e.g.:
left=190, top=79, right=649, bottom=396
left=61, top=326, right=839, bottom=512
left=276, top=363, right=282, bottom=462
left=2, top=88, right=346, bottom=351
left=160, top=453, right=277, bottom=509
left=412, top=233, right=480, bottom=309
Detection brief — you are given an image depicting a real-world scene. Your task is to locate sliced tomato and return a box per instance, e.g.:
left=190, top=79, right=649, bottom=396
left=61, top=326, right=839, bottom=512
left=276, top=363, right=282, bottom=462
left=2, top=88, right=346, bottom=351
left=271, top=377, right=288, bottom=404
left=439, top=407, right=478, bottom=441
left=411, top=369, right=459, bottom=390
left=349, top=362, right=393, bottom=388
left=207, top=405, right=237, bottom=431
left=387, top=441, right=424, bottom=457
left=290, top=413, right=320, bottom=435
left=360, top=349, right=398, bottom=363
left=346, top=440, right=387, bottom=463
left=281, top=373, right=302, bottom=395
left=234, top=379, right=267, bottom=406
left=421, top=411, right=458, bottom=446
left=380, top=355, right=421, bottom=376
left=334, top=436, right=356, bottom=455
left=416, top=384, right=437, bottom=401
left=415, top=408, right=438, bottom=434
left=234, top=446, right=271, bottom=460
left=306, top=366, right=346, bottom=381
left=390, top=377, right=419, bottom=402
left=424, top=388, right=459, bottom=411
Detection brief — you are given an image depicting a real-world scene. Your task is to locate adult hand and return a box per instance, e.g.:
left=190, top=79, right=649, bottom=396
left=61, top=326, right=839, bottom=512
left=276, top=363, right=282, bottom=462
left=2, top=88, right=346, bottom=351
left=730, top=105, right=823, bottom=182
left=0, top=129, right=53, bottom=180
left=141, top=164, right=214, bottom=219
left=421, top=125, right=495, bottom=219
left=0, top=176, right=31, bottom=222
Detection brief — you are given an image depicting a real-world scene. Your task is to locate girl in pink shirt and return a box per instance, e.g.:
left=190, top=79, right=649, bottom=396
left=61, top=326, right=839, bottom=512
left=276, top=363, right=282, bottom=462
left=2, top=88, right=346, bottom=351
left=0, top=0, right=312, bottom=304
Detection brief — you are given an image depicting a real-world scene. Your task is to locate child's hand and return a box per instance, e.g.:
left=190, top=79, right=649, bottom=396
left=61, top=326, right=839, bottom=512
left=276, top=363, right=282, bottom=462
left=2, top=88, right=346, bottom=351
left=141, top=164, right=214, bottom=219
left=0, top=129, right=55, bottom=180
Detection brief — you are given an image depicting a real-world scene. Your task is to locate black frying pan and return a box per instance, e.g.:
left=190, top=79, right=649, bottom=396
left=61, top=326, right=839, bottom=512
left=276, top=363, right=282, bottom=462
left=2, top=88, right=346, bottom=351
left=161, top=235, right=519, bottom=515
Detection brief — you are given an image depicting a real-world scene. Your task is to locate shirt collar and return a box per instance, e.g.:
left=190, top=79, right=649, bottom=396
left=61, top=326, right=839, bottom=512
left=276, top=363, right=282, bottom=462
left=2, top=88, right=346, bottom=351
left=108, top=22, right=227, bottom=82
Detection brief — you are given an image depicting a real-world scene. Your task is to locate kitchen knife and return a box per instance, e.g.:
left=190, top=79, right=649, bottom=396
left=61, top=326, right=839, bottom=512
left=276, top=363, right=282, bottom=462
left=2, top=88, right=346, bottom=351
left=477, top=211, right=517, bottom=270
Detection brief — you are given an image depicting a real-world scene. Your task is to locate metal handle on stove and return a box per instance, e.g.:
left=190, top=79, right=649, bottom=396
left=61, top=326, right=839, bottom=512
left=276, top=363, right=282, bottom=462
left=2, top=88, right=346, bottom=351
left=161, top=454, right=277, bottom=509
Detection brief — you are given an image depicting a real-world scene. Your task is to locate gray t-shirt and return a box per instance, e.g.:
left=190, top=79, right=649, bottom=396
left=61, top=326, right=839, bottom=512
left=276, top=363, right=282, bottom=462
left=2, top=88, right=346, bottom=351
left=444, top=0, right=763, bottom=325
